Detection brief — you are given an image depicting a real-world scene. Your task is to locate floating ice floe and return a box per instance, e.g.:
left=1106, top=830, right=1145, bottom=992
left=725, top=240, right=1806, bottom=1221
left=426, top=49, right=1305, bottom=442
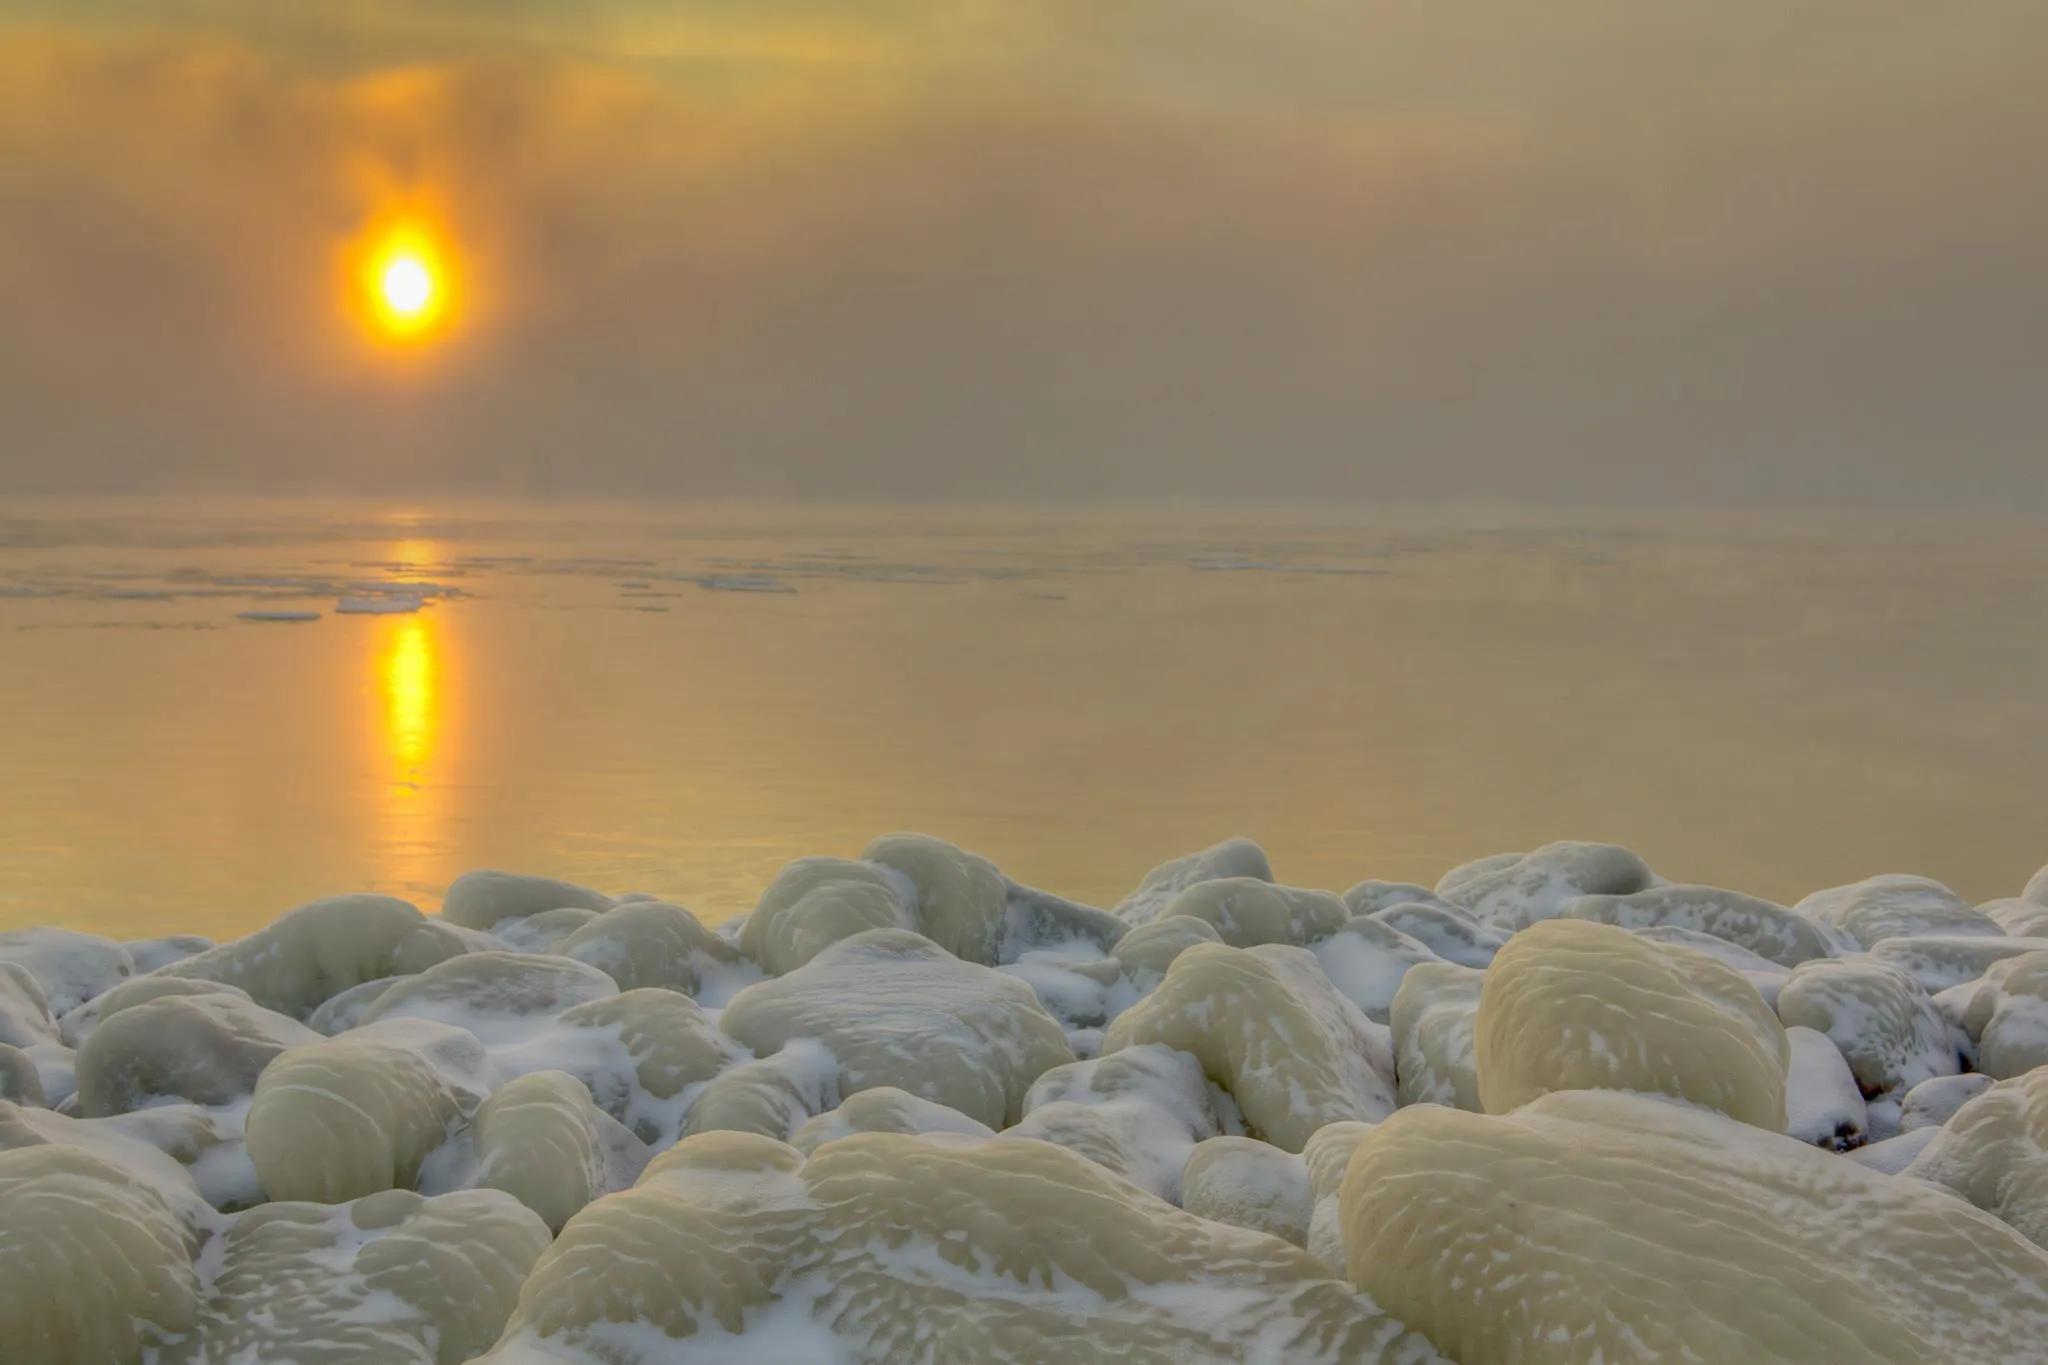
left=234, top=610, right=321, bottom=622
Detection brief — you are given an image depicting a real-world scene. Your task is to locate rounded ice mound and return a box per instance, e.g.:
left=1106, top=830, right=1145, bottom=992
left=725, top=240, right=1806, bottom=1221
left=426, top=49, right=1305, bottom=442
left=681, top=1041, right=840, bottom=1142
left=1983, top=897, right=2048, bottom=937
left=357, top=950, right=618, bottom=1043
left=74, top=992, right=318, bottom=1117
left=483, top=1130, right=1442, bottom=1365
left=1794, top=873, right=2002, bottom=948
left=123, top=934, right=213, bottom=974
left=440, top=869, right=615, bottom=933
left=0, top=1096, right=257, bottom=1212
left=740, top=856, right=918, bottom=976
left=245, top=1019, right=493, bottom=1203
left=1388, top=961, right=1484, bottom=1110
left=0, top=1144, right=202, bottom=1365
left=862, top=832, right=1012, bottom=964
left=1872, top=933, right=2048, bottom=993
left=1308, top=918, right=1440, bottom=1023
left=468, top=1070, right=647, bottom=1233
left=721, top=929, right=1072, bottom=1129
left=1434, top=841, right=1654, bottom=931
left=1562, top=884, right=1842, bottom=968
left=1901, top=1072, right=1998, bottom=1132
left=2025, top=863, right=2048, bottom=905
left=159, top=894, right=472, bottom=1020
left=1961, top=951, right=2048, bottom=1080
left=1784, top=1025, right=1868, bottom=1151
left=1341, top=1087, right=2048, bottom=1365
left=1159, top=877, right=1349, bottom=948
left=1103, top=941, right=1396, bottom=1151
left=491, top=906, right=601, bottom=954
left=57, top=974, right=252, bottom=1047
left=1011, top=1043, right=1233, bottom=1202
left=0, top=926, right=134, bottom=1015
left=1476, top=919, right=1789, bottom=1129
left=1181, top=1136, right=1311, bottom=1246
left=1904, top=1069, right=2048, bottom=1249
left=161, top=1188, right=550, bottom=1365
left=0, top=958, right=58, bottom=1050
left=1114, top=836, right=1273, bottom=927
left=1340, top=881, right=1457, bottom=917
left=1109, top=914, right=1221, bottom=985
left=1628, top=924, right=1793, bottom=1009
left=0, top=1043, right=43, bottom=1105
left=791, top=1086, right=994, bottom=1155
left=1302, top=1121, right=1374, bottom=1274
left=1361, top=900, right=1504, bottom=968
left=557, top=899, right=745, bottom=996
left=1776, top=956, right=1963, bottom=1099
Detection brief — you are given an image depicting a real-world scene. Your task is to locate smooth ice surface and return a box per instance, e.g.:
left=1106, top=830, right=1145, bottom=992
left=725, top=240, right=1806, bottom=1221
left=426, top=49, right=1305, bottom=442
left=1784, top=1024, right=1869, bottom=1150
left=1434, top=841, right=1654, bottom=932
left=1355, top=900, right=1503, bottom=968
left=1905, top=1068, right=2048, bottom=1250
left=1180, top=1135, right=1312, bottom=1247
left=1387, top=961, right=1484, bottom=1111
left=1795, top=874, right=2004, bottom=948
left=1562, top=883, right=1844, bottom=968
left=1114, top=838, right=1274, bottom=928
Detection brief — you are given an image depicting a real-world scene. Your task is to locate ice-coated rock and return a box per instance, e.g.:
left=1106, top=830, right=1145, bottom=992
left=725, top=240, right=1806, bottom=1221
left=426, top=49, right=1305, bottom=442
left=74, top=992, right=318, bottom=1117
left=1783, top=1025, right=1868, bottom=1150
left=0, top=958, right=59, bottom=1050
left=1476, top=919, right=1789, bottom=1129
left=159, top=894, right=472, bottom=1020
left=1360, top=900, right=1504, bottom=967
left=1114, top=837, right=1273, bottom=927
left=1776, top=956, right=1964, bottom=1099
left=1103, top=941, right=1396, bottom=1151
left=790, top=1086, right=995, bottom=1154
left=718, top=929, right=1073, bottom=1130
left=1302, top=1120, right=1374, bottom=1274
left=1109, top=914, right=1222, bottom=985
left=1307, top=917, right=1441, bottom=1023
left=1011, top=1043, right=1234, bottom=1202
left=2025, top=863, right=2048, bottom=905
left=1983, top=898, right=2048, bottom=937
left=556, top=899, right=749, bottom=997
left=1795, top=873, right=2003, bottom=948
left=1388, top=961, right=1484, bottom=1110
left=1341, top=1088, right=2048, bottom=1365
left=0, top=1043, right=43, bottom=1105
left=491, top=906, right=601, bottom=954
left=740, top=856, right=919, bottom=976
left=0, top=1144, right=204, bottom=1365
left=1872, top=934, right=2048, bottom=994
left=462, top=1070, right=648, bottom=1233
left=1562, top=884, right=1843, bottom=968
left=56, top=974, right=252, bottom=1047
left=122, top=934, right=213, bottom=974
left=356, top=950, right=619, bottom=1044
left=860, top=832, right=1014, bottom=965
left=1434, top=841, right=1655, bottom=931
left=1904, top=1068, right=2048, bottom=1250
left=244, top=1019, right=494, bottom=1203
left=998, top=948, right=1134, bottom=1036
left=1158, top=877, right=1349, bottom=948
left=1959, top=951, right=2048, bottom=1080
left=0, top=1098, right=258, bottom=1211
left=1180, top=1135, right=1311, bottom=1246
left=480, top=1130, right=1443, bottom=1365
left=680, top=1040, right=840, bottom=1142
left=1846, top=1126, right=1944, bottom=1175
left=1901, top=1072, right=1998, bottom=1132
left=1628, top=924, right=1793, bottom=1009
left=1340, top=881, right=1457, bottom=917
left=440, top=869, right=615, bottom=933
left=160, top=1188, right=550, bottom=1365
left=0, top=927, right=134, bottom=1015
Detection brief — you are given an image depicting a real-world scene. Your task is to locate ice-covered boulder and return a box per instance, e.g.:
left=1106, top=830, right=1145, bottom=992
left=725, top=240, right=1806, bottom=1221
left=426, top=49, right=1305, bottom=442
left=1103, top=942, right=1395, bottom=1151
left=1340, top=882, right=1457, bottom=917
left=491, top=907, right=601, bottom=954
left=0, top=927, right=134, bottom=1015
left=159, top=894, right=472, bottom=1020
left=998, top=948, right=1134, bottom=1038
left=440, top=870, right=615, bottom=933
left=1776, top=957, right=1964, bottom=1101
left=56, top=974, right=252, bottom=1047
left=719, top=929, right=1073, bottom=1130
left=1794, top=873, right=2002, bottom=948
left=480, top=1130, right=1442, bottom=1365
left=740, top=856, right=919, bottom=975
left=1388, top=961, right=1484, bottom=1110
left=74, top=992, right=317, bottom=1117
left=1783, top=1025, right=1868, bottom=1150
left=2025, top=863, right=2048, bottom=905
left=1984, top=898, right=2048, bottom=938
left=1303, top=1120, right=1374, bottom=1274
left=1475, top=919, right=1789, bottom=1129
left=123, top=935, right=213, bottom=974
left=999, top=882, right=1130, bottom=960
left=463, top=1070, right=648, bottom=1233
left=1904, top=1069, right=2048, bottom=1250
left=1901, top=1072, right=1998, bottom=1132
left=1010, top=1044, right=1234, bottom=1202
left=1109, top=914, right=1222, bottom=986
left=1341, top=1088, right=2048, bottom=1365
left=1562, top=884, right=1843, bottom=968
left=1158, top=877, right=1349, bottom=949
left=860, top=833, right=1013, bottom=965
left=557, top=899, right=750, bottom=997
left=1435, top=841, right=1655, bottom=931
left=1872, top=933, right=2048, bottom=994
left=791, top=1086, right=994, bottom=1154
left=160, top=1188, right=550, bottom=1365
left=0, top=1098, right=258, bottom=1211
left=1114, top=837, right=1273, bottom=927
left=680, top=1041, right=840, bottom=1142
left=245, top=1019, right=494, bottom=1203
left=1359, top=900, right=1504, bottom=968
left=0, top=959, right=59, bottom=1051
left=1959, top=951, right=2048, bottom=1080
left=1628, top=924, right=1793, bottom=1009
left=0, top=1044, right=43, bottom=1105
left=1181, top=1135, right=1311, bottom=1246
left=356, top=950, right=619, bottom=1044
left=0, top=1144, right=204, bottom=1365
left=1308, top=918, right=1441, bottom=1024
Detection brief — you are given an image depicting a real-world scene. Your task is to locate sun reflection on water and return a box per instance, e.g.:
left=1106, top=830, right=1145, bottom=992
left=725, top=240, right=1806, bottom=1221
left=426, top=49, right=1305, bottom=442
left=374, top=580, right=444, bottom=898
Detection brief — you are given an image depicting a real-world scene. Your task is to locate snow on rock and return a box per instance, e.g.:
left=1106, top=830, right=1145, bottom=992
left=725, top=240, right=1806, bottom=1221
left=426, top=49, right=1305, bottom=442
left=1957, top=951, right=2048, bottom=1080
left=1794, top=873, right=2003, bottom=948
left=1904, top=1068, right=2048, bottom=1250
left=1776, top=956, right=1965, bottom=1101
left=739, top=856, right=920, bottom=975
left=453, top=1070, right=648, bottom=1233
left=1010, top=1043, right=1235, bottom=1202
left=1475, top=919, right=1789, bottom=1129
left=1874, top=933, right=2048, bottom=998
left=479, top=1130, right=1443, bottom=1365
left=681, top=1040, right=840, bottom=1142
left=1114, top=837, right=1274, bottom=928
left=557, top=899, right=755, bottom=998
left=356, top=951, right=620, bottom=1045
left=1358, top=900, right=1504, bottom=968
left=1303, top=1121, right=1375, bottom=1274
left=1180, top=1135, right=1311, bottom=1246
left=158, top=894, right=474, bottom=1021
left=1341, top=1087, right=2048, bottom=1365
left=1561, top=883, right=1844, bottom=967
left=1110, top=914, right=1223, bottom=987
left=791, top=1087, right=994, bottom=1154
left=74, top=992, right=317, bottom=1117
left=1783, top=1025, right=1868, bottom=1151
left=1103, top=942, right=1395, bottom=1151
left=1307, top=918, right=1441, bottom=1023
left=56, top=975, right=251, bottom=1047
left=1158, top=877, right=1349, bottom=948
left=1340, top=882, right=1458, bottom=917
left=1983, top=898, right=2048, bottom=937
left=1434, top=841, right=1655, bottom=932
left=0, top=1097, right=255, bottom=1211
left=492, top=907, right=602, bottom=954
left=0, top=927, right=134, bottom=1015
left=244, top=1019, right=494, bottom=1204
left=1628, top=924, right=1793, bottom=1009
left=1902, top=1072, right=1999, bottom=1132
left=1388, top=961, right=1484, bottom=1110
left=998, top=947, right=1136, bottom=1047
left=1846, top=1126, right=1944, bottom=1176
left=440, top=870, right=615, bottom=933
left=122, top=935, right=213, bottom=974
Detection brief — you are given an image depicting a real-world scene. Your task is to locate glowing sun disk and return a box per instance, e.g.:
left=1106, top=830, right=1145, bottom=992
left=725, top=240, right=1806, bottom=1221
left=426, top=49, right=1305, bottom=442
left=381, top=256, right=434, bottom=317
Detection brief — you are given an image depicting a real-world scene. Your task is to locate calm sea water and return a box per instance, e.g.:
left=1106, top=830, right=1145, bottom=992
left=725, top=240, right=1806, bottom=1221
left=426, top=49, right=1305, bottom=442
left=3, top=499, right=2045, bottom=941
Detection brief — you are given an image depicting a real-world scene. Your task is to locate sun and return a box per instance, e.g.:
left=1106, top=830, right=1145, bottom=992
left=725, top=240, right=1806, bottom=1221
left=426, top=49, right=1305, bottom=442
left=381, top=256, right=435, bottom=319
left=349, top=216, right=457, bottom=344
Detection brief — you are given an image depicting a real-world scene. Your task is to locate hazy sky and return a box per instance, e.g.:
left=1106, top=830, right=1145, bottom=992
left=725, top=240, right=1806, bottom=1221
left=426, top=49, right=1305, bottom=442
left=2, top=2, right=2045, bottom=503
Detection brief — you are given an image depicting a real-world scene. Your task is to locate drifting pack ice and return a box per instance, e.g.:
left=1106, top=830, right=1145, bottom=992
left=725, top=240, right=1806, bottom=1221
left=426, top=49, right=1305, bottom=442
left=5, top=836, right=2048, bottom=1363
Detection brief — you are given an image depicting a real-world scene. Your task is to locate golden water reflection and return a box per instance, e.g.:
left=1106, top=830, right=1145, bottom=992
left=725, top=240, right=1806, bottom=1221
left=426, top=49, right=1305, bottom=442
left=375, top=594, right=444, bottom=899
